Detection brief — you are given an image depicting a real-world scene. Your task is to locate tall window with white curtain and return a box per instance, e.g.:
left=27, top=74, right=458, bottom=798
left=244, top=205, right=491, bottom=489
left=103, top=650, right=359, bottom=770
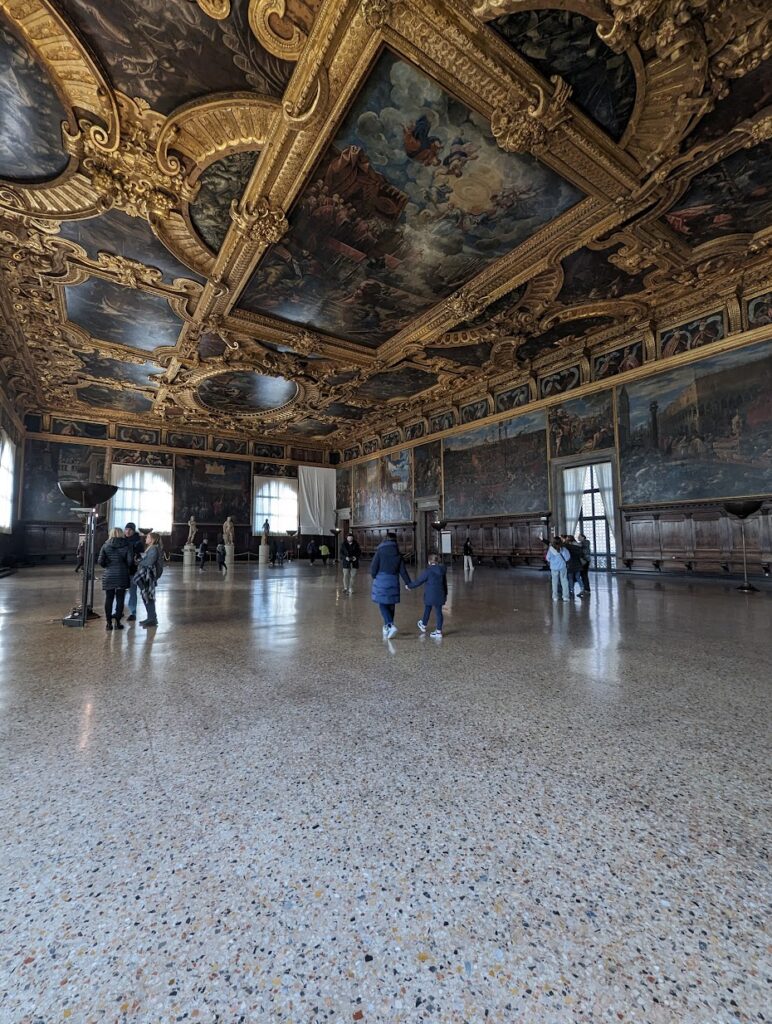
left=0, top=430, right=16, bottom=532
left=253, top=475, right=298, bottom=534
left=109, top=464, right=174, bottom=533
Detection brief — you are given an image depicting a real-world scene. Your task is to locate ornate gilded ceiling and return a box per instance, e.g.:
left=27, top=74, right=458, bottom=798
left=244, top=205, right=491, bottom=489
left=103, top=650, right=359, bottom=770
left=0, top=0, right=770, bottom=448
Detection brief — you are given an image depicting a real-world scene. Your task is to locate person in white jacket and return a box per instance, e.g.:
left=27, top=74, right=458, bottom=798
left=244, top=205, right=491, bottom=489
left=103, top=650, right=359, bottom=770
left=545, top=537, right=570, bottom=602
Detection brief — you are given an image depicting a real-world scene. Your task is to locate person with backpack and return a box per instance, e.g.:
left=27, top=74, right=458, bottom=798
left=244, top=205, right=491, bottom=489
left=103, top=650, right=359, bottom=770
left=216, top=535, right=227, bottom=575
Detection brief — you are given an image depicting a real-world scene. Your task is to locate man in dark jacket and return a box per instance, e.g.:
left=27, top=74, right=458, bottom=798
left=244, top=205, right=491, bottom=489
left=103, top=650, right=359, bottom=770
left=340, top=533, right=361, bottom=593
left=462, top=537, right=474, bottom=572
left=370, top=531, right=411, bottom=639
left=562, top=534, right=585, bottom=598
left=124, top=522, right=144, bottom=621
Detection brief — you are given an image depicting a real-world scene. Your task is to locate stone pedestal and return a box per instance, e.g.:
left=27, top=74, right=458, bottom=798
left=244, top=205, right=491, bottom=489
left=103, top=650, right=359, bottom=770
left=225, top=542, right=235, bottom=567
left=183, top=544, right=196, bottom=569
left=259, top=543, right=270, bottom=565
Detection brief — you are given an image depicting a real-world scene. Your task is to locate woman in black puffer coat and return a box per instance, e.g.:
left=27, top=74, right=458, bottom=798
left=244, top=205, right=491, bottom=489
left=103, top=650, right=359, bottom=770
left=97, top=527, right=134, bottom=631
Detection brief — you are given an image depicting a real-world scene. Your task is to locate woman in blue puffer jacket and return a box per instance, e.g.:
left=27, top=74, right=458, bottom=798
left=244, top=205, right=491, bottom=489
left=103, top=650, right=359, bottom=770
left=370, top=531, right=411, bottom=639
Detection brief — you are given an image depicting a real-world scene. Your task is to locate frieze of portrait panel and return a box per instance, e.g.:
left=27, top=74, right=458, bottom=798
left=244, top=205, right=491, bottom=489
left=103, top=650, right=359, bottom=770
left=746, top=292, right=772, bottom=330
left=592, top=341, right=644, bottom=381
left=112, top=448, right=173, bottom=468
left=659, top=311, right=726, bottom=359
left=51, top=418, right=108, bottom=439
left=538, top=365, right=581, bottom=399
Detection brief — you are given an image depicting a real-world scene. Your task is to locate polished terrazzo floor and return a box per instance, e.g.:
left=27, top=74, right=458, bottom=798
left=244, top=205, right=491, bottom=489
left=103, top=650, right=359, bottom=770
left=1, top=562, right=769, bottom=1024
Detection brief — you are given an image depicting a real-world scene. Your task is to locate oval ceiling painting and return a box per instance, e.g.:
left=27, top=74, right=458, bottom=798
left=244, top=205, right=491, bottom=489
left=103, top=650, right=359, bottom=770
left=196, top=371, right=298, bottom=414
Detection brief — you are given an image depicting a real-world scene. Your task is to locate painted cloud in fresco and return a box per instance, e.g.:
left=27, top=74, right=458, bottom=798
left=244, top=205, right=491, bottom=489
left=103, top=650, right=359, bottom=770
left=238, top=51, right=581, bottom=345
left=0, top=22, right=69, bottom=181
left=190, top=152, right=259, bottom=252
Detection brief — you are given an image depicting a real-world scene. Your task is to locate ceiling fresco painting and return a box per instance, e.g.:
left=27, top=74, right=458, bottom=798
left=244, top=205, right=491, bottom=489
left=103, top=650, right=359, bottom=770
left=0, top=21, right=70, bottom=181
left=517, top=315, right=617, bottom=363
left=76, top=383, right=155, bottom=414
left=489, top=10, right=637, bottom=142
left=196, top=371, right=298, bottom=414
left=353, top=366, right=438, bottom=403
left=558, top=247, right=647, bottom=305
left=189, top=151, right=260, bottom=253
left=56, top=0, right=292, bottom=116
left=0, top=0, right=768, bottom=451
left=664, top=142, right=772, bottom=246
left=59, top=209, right=204, bottom=284
left=69, top=353, right=163, bottom=389
left=237, top=49, right=582, bottom=345
left=64, top=278, right=184, bottom=352
left=687, top=62, right=772, bottom=147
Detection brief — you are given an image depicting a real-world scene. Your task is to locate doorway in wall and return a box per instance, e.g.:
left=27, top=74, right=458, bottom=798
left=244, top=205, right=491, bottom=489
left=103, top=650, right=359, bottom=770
left=562, top=461, right=617, bottom=571
left=415, top=505, right=438, bottom=566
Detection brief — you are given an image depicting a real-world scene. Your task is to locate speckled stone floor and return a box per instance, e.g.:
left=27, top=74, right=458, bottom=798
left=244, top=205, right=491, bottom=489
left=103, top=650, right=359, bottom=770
left=1, top=563, right=769, bottom=1024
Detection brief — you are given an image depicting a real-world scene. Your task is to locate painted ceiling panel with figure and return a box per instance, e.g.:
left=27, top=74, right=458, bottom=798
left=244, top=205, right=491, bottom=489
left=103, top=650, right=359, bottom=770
left=59, top=209, right=205, bottom=284
left=196, top=372, right=298, bottom=414
left=76, top=383, right=155, bottom=414
left=237, top=49, right=582, bottom=346
left=558, top=247, right=647, bottom=305
left=69, top=353, right=163, bottom=389
left=64, top=278, right=184, bottom=351
left=489, top=10, right=637, bottom=142
left=687, top=62, right=772, bottom=147
left=0, top=20, right=69, bottom=181
left=190, top=152, right=260, bottom=253
left=56, top=0, right=293, bottom=116
left=664, top=141, right=772, bottom=246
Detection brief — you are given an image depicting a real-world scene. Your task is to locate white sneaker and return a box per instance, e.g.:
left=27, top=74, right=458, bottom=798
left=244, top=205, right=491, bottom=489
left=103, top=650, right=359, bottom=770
left=386, top=624, right=398, bottom=639
left=382, top=625, right=389, bottom=637
left=430, top=630, right=443, bottom=638
left=417, top=619, right=426, bottom=633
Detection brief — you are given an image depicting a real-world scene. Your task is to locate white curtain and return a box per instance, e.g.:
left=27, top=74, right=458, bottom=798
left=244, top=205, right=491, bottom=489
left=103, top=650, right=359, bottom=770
left=594, top=461, right=616, bottom=530
left=110, top=464, right=174, bottom=534
left=0, top=430, right=16, bottom=532
left=253, top=476, right=298, bottom=534
left=298, top=466, right=336, bottom=534
left=562, top=466, right=586, bottom=535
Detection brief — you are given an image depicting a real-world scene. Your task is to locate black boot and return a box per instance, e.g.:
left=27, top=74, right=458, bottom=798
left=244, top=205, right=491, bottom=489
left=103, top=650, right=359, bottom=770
left=105, top=617, right=113, bottom=631
left=114, top=618, right=124, bottom=630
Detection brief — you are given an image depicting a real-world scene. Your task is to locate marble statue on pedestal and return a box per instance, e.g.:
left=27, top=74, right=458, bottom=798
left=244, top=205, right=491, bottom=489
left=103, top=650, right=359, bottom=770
left=262, top=519, right=270, bottom=541
left=186, top=516, right=198, bottom=547
left=223, top=516, right=235, bottom=545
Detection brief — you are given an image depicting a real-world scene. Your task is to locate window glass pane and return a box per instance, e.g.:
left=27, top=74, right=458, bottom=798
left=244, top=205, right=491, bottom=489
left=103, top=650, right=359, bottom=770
left=0, top=434, right=15, bottom=531
left=110, top=466, right=173, bottom=534
left=253, top=476, right=298, bottom=534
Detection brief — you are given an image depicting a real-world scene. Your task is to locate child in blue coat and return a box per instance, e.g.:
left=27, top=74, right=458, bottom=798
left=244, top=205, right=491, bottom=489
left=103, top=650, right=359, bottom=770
left=408, top=554, right=448, bottom=638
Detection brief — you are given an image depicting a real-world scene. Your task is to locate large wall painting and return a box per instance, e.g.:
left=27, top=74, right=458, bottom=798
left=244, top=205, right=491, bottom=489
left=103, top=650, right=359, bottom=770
left=59, top=209, right=203, bottom=284
left=664, top=142, right=772, bottom=246
left=237, top=50, right=581, bottom=344
left=173, top=456, right=252, bottom=523
left=489, top=10, right=636, bottom=142
left=443, top=410, right=549, bottom=518
left=617, top=341, right=772, bottom=504
left=549, top=392, right=614, bottom=459
left=414, top=440, right=441, bottom=499
left=22, top=440, right=107, bottom=521
left=353, top=450, right=412, bottom=524
left=0, top=21, right=69, bottom=181
left=57, top=0, right=292, bottom=116
left=335, top=466, right=351, bottom=509
left=65, top=278, right=183, bottom=351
